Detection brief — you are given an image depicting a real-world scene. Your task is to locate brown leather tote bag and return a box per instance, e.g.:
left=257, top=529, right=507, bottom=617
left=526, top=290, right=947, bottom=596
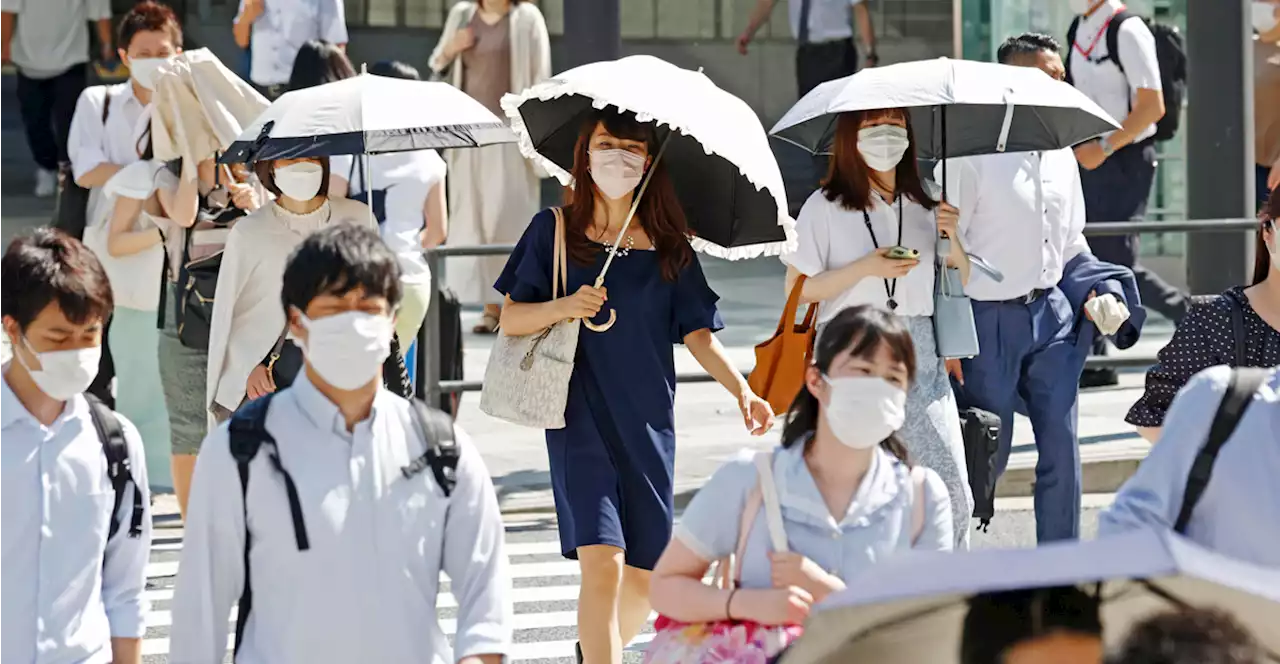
left=747, top=275, right=819, bottom=416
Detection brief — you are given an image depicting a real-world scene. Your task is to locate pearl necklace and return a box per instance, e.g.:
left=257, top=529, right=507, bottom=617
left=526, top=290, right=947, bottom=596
left=604, top=233, right=636, bottom=258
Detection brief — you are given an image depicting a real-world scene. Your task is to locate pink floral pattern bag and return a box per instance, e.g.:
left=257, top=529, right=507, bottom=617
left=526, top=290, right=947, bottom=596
left=644, top=452, right=804, bottom=663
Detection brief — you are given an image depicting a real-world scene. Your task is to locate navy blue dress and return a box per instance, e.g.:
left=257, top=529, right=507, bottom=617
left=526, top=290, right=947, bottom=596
left=495, top=209, right=724, bottom=570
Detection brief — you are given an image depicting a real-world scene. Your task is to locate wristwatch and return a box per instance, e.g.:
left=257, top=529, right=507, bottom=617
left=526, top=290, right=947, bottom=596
left=1099, top=136, right=1116, bottom=158
left=865, top=51, right=880, bottom=66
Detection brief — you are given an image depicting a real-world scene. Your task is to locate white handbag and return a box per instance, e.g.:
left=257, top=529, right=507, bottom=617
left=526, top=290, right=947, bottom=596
left=479, top=208, right=581, bottom=429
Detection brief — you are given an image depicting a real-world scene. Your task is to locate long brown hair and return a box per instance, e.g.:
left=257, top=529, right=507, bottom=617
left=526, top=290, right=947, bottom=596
left=822, top=108, right=936, bottom=213
left=781, top=305, right=915, bottom=463
left=563, top=108, right=692, bottom=282
left=1253, top=191, right=1278, bottom=285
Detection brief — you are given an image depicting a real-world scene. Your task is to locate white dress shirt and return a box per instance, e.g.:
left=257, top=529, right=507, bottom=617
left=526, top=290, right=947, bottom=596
left=935, top=149, right=1090, bottom=302
left=67, top=83, right=152, bottom=244
left=0, top=0, right=112, bottom=79
left=237, top=0, right=348, bottom=87
left=168, top=372, right=512, bottom=664
left=205, top=197, right=373, bottom=412
left=783, top=189, right=939, bottom=322
left=786, top=0, right=864, bottom=43
left=331, top=151, right=446, bottom=285
left=1, top=366, right=152, bottom=664
left=1068, top=0, right=1163, bottom=143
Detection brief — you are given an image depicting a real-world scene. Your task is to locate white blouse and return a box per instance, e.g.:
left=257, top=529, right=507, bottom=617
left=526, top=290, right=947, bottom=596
left=205, top=197, right=373, bottom=412
left=783, top=189, right=940, bottom=322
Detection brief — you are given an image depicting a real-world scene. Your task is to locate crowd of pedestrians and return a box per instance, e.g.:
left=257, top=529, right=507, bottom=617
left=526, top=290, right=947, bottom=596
left=1, top=0, right=1277, bottom=663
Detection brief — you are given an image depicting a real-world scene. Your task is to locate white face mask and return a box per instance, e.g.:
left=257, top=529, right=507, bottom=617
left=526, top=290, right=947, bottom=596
left=14, top=337, right=102, bottom=401
left=274, top=163, right=325, bottom=201
left=589, top=149, right=647, bottom=200
left=857, top=125, right=910, bottom=173
left=1253, top=2, right=1279, bottom=33
left=128, top=56, right=173, bottom=90
left=821, top=375, right=907, bottom=450
left=296, top=310, right=393, bottom=390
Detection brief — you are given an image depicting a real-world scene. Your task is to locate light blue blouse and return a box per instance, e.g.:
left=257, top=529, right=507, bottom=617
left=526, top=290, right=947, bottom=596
left=675, top=444, right=953, bottom=590
left=1099, top=365, right=1280, bottom=568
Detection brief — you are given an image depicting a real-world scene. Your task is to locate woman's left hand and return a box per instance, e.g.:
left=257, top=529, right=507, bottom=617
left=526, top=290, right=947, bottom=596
left=936, top=201, right=960, bottom=240
left=229, top=183, right=260, bottom=211
left=739, top=391, right=775, bottom=436
left=770, top=552, right=842, bottom=601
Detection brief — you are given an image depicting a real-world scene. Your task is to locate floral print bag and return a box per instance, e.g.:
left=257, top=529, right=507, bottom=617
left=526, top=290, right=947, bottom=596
left=644, top=452, right=804, bottom=663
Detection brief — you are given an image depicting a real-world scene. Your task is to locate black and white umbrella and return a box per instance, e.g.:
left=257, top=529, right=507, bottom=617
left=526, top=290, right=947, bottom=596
left=220, top=73, right=513, bottom=164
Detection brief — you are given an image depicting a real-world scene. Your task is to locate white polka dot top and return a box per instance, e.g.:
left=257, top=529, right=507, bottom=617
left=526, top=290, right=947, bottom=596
left=1127, top=287, right=1280, bottom=428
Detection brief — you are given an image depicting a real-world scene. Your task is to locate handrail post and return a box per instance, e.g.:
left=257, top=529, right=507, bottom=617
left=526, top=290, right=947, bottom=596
left=418, top=247, right=443, bottom=407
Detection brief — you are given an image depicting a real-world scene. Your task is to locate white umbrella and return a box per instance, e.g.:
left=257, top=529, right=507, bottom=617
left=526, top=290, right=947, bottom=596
left=771, top=57, right=1120, bottom=161
left=221, top=73, right=514, bottom=164
left=778, top=530, right=1280, bottom=664
left=500, top=54, right=796, bottom=262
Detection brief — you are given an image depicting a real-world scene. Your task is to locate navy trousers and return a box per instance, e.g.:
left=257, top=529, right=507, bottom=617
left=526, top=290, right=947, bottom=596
left=952, top=288, right=1087, bottom=543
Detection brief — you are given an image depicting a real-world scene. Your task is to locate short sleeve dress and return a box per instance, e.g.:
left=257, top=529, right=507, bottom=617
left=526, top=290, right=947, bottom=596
left=495, top=209, right=724, bottom=570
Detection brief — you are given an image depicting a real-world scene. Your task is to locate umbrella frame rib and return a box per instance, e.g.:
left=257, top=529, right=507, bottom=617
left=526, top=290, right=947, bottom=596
left=219, top=123, right=513, bottom=164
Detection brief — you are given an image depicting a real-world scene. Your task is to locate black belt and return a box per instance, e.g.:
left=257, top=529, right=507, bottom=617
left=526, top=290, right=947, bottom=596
left=997, top=288, right=1047, bottom=305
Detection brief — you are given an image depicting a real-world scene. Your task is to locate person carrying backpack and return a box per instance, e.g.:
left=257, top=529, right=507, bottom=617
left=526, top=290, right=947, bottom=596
left=168, top=224, right=511, bottom=664
left=1, top=229, right=152, bottom=664
left=1065, top=0, right=1190, bottom=388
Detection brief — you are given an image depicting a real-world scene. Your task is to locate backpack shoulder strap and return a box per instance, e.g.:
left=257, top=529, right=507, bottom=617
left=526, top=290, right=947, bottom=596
left=1173, top=368, right=1271, bottom=533
left=1105, top=10, right=1135, bottom=74
left=86, top=393, right=145, bottom=540
left=1065, top=16, right=1083, bottom=84
left=910, top=466, right=927, bottom=545
left=405, top=398, right=460, bottom=497
left=101, top=87, right=114, bottom=124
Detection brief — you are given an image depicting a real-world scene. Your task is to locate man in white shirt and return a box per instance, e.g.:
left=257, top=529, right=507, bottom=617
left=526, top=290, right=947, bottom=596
left=736, top=0, right=878, bottom=97
left=937, top=34, right=1143, bottom=544
left=1, top=0, right=113, bottom=197
left=234, top=0, right=348, bottom=98
left=1, top=229, right=152, bottom=664
left=169, top=224, right=510, bottom=664
left=1066, top=0, right=1187, bottom=387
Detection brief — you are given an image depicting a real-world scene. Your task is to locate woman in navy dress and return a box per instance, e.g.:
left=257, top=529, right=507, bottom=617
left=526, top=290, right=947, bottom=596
left=495, top=108, right=774, bottom=664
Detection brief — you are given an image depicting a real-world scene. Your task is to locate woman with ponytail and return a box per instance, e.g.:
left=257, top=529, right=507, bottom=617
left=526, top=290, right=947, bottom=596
left=651, top=305, right=952, bottom=631
left=1127, top=190, right=1280, bottom=441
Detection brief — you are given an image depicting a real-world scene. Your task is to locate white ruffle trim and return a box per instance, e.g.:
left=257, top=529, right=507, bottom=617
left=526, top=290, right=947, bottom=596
left=499, top=86, right=798, bottom=261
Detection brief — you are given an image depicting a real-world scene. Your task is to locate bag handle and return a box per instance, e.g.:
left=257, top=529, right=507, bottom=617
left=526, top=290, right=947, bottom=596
left=754, top=452, right=789, bottom=553
left=776, top=275, right=819, bottom=336
left=551, top=208, right=568, bottom=300
left=719, top=451, right=789, bottom=589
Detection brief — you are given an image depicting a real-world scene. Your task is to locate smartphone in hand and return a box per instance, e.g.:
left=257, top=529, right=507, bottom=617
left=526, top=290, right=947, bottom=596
left=885, top=246, right=919, bottom=260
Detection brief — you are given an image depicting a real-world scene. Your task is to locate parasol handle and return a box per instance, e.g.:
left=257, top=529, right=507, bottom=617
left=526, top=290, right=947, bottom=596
left=939, top=106, right=949, bottom=239
left=584, top=131, right=675, bottom=333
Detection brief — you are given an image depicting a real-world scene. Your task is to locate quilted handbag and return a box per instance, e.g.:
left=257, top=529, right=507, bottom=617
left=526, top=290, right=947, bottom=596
left=644, top=452, right=804, bottom=664
left=479, top=208, right=580, bottom=429
left=747, top=275, right=819, bottom=416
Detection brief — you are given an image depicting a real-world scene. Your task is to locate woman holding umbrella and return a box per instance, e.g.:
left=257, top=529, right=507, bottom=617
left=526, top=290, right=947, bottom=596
left=494, top=107, right=775, bottom=664
left=780, top=107, right=974, bottom=549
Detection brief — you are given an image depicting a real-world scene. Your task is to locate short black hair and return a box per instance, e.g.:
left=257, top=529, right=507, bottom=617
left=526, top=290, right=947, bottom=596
left=369, top=60, right=421, bottom=81
left=960, top=586, right=1102, bottom=664
left=254, top=158, right=332, bottom=200
left=2, top=229, right=114, bottom=329
left=997, top=33, right=1062, bottom=64
left=287, top=40, right=357, bottom=92
left=118, top=1, right=184, bottom=51
left=281, top=224, right=402, bottom=314
left=1109, top=608, right=1262, bottom=664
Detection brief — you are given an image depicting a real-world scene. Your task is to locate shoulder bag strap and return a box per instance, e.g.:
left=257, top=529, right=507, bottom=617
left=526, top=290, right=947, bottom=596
left=1065, top=16, right=1082, bottom=84
left=725, top=478, right=765, bottom=588
left=1172, top=368, right=1270, bottom=533
left=910, top=466, right=927, bottom=545
left=552, top=207, right=568, bottom=299
left=753, top=451, right=789, bottom=553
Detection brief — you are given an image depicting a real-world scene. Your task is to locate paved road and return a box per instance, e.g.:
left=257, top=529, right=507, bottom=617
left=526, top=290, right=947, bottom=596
left=139, top=496, right=1110, bottom=664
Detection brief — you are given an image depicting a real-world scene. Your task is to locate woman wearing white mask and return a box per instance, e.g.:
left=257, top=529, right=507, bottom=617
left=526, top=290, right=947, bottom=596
left=205, top=156, right=372, bottom=422
left=781, top=108, right=973, bottom=549
left=495, top=108, right=772, bottom=664
left=651, top=305, right=952, bottom=631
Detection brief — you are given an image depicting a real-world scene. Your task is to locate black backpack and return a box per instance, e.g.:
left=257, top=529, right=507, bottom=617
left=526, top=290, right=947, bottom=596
left=1065, top=10, right=1187, bottom=142
left=1173, top=368, right=1271, bottom=533
left=84, top=394, right=146, bottom=542
left=225, top=392, right=459, bottom=655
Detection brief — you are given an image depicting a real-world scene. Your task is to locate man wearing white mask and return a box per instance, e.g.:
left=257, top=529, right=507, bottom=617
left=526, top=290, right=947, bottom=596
left=936, top=33, right=1145, bottom=544
left=171, top=224, right=511, bottom=664
left=1, top=229, right=152, bottom=664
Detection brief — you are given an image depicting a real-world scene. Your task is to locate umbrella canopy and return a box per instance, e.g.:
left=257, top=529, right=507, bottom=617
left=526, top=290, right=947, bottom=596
left=771, top=58, right=1120, bottom=160
left=500, top=54, right=795, bottom=260
left=221, top=73, right=514, bottom=163
left=779, top=530, right=1280, bottom=664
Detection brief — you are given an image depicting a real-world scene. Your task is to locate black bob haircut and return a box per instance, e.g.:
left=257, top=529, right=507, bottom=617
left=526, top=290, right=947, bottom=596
left=254, top=157, right=332, bottom=200
left=369, top=60, right=421, bottom=81
left=287, top=40, right=356, bottom=92
left=960, top=586, right=1103, bottom=664
left=2, top=228, right=114, bottom=329
left=997, top=32, right=1062, bottom=64
left=281, top=224, right=402, bottom=315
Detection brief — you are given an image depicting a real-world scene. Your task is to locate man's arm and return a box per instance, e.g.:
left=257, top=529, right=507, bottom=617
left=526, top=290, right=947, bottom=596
left=1, top=10, right=15, bottom=65
left=320, top=0, right=349, bottom=49
left=90, top=0, right=112, bottom=61
left=233, top=0, right=262, bottom=50
left=853, top=1, right=877, bottom=66
left=102, top=419, right=152, bottom=664
left=68, top=87, right=123, bottom=187
left=735, top=0, right=780, bottom=55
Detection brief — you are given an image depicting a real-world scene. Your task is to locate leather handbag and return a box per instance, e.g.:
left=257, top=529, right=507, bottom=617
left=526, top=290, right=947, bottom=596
left=479, top=208, right=580, bottom=429
left=933, top=236, right=981, bottom=359
left=748, top=275, right=818, bottom=415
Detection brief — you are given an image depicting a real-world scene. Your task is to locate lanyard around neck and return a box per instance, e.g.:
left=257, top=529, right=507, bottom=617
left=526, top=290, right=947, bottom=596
left=861, top=195, right=904, bottom=311
left=1074, top=4, right=1125, bottom=59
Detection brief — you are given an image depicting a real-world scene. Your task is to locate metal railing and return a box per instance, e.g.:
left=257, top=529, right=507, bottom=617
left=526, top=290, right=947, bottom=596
left=414, top=217, right=1259, bottom=403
